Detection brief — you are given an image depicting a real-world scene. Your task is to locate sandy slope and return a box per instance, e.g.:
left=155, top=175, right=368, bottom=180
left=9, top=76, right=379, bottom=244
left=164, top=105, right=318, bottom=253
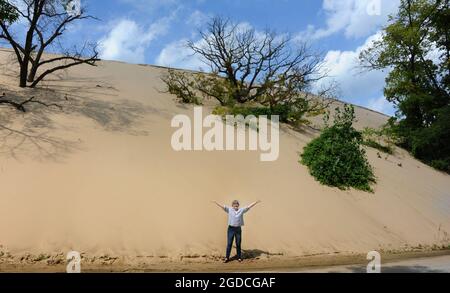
left=0, top=49, right=449, bottom=265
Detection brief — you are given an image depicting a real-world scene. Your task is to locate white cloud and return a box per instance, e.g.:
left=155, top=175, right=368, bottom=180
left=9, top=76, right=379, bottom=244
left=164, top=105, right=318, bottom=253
left=155, top=22, right=256, bottom=71
left=317, top=32, right=394, bottom=115
left=155, top=39, right=205, bottom=71
left=186, top=10, right=210, bottom=27
left=319, top=32, right=384, bottom=93
left=98, top=17, right=173, bottom=64
left=367, top=96, right=394, bottom=115
left=297, top=0, right=400, bottom=40
left=118, top=0, right=180, bottom=13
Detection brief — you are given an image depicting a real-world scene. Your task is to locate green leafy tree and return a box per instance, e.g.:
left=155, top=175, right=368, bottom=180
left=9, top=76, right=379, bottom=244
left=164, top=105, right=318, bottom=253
left=0, top=0, right=18, bottom=23
left=301, top=105, right=376, bottom=192
left=360, top=0, right=450, bottom=172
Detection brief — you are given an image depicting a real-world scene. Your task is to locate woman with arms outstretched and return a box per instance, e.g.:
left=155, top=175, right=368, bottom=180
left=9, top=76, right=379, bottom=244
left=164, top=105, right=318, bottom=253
left=213, top=200, right=262, bottom=263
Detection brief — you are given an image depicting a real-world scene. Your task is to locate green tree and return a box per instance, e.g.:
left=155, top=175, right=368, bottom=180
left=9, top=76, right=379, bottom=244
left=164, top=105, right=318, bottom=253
left=360, top=0, right=450, bottom=173
left=301, top=105, right=376, bottom=192
left=0, top=0, right=18, bottom=23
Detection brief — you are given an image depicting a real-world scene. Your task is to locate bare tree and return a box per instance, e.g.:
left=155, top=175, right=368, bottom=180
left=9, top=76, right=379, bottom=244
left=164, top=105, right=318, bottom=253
left=0, top=0, right=99, bottom=88
left=186, top=17, right=332, bottom=106
left=163, top=17, right=334, bottom=124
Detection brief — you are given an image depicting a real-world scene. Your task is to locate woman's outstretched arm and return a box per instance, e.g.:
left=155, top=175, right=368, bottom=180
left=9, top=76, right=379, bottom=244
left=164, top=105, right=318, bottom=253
left=247, top=200, right=262, bottom=210
left=212, top=201, right=226, bottom=210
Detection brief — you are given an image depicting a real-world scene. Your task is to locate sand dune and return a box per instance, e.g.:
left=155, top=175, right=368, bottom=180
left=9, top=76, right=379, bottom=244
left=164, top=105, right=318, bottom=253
left=0, top=48, right=449, bottom=266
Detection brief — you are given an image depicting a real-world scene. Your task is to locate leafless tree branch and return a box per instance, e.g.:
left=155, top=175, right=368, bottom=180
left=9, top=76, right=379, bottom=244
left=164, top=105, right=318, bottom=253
left=0, top=0, right=99, bottom=88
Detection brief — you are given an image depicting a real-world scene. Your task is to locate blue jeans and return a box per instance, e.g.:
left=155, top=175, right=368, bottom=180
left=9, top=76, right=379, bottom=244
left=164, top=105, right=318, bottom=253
left=226, top=226, right=242, bottom=259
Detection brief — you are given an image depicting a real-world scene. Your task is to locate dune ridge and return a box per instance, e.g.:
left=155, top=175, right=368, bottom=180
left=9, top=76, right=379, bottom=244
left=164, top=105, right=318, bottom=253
left=0, top=49, right=449, bottom=264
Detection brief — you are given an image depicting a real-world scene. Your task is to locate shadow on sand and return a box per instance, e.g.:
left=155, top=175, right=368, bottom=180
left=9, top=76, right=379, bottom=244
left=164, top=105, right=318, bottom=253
left=0, top=74, right=152, bottom=162
left=224, top=249, right=282, bottom=261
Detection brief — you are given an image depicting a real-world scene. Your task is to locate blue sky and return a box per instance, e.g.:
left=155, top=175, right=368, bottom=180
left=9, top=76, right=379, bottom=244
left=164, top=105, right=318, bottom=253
left=10, top=0, right=402, bottom=115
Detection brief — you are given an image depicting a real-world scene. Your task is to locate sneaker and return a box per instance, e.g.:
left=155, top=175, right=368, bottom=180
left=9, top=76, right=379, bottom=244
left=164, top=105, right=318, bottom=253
left=238, top=259, right=243, bottom=263
left=223, top=258, right=230, bottom=263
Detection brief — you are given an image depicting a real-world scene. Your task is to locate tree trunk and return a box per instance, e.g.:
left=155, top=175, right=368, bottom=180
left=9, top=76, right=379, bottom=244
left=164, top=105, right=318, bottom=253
left=19, top=1, right=42, bottom=87
left=28, top=48, right=44, bottom=82
left=27, top=62, right=38, bottom=83
left=19, top=61, right=28, bottom=88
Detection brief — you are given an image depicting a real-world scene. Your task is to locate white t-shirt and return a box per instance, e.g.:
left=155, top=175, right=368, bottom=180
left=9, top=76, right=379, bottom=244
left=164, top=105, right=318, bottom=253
left=224, top=206, right=250, bottom=227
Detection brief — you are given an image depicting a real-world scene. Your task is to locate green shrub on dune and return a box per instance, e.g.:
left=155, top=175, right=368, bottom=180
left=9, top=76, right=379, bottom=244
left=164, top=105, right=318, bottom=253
left=301, top=105, right=376, bottom=192
left=212, top=104, right=314, bottom=125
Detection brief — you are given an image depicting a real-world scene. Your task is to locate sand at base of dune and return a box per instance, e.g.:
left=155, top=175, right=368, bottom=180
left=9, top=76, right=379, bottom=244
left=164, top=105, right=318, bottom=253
left=0, top=49, right=449, bottom=271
